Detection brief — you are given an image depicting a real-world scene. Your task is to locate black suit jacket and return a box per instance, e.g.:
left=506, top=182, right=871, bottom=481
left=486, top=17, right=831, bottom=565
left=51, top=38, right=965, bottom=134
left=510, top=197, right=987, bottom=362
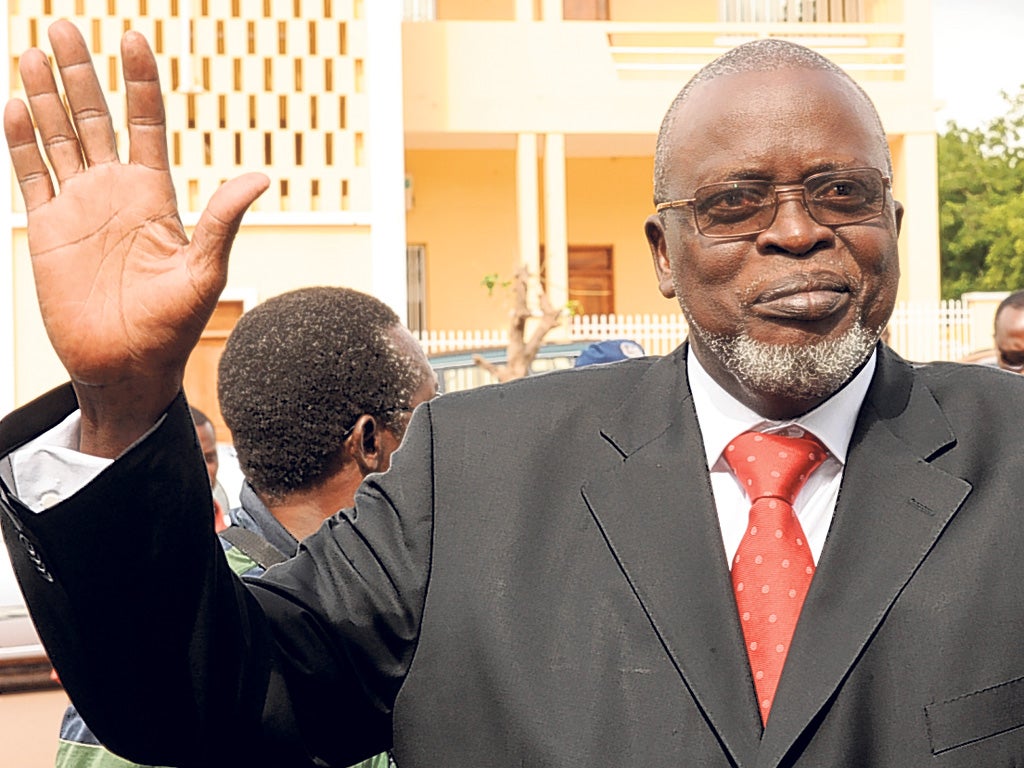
left=3, top=345, right=1024, bottom=767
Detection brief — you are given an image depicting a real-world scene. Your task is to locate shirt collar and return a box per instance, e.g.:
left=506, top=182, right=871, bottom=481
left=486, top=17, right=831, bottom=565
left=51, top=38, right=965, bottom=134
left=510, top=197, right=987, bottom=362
left=232, top=482, right=299, bottom=557
left=687, top=344, right=877, bottom=468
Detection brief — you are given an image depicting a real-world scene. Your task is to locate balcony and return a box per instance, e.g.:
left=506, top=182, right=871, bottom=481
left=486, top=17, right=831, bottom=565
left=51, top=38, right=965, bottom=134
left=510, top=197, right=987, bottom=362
left=606, top=23, right=905, bottom=82
left=402, top=16, right=927, bottom=142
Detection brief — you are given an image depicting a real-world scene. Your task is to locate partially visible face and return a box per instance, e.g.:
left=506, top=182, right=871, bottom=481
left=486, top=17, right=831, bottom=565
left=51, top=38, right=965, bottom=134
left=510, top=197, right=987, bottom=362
left=995, top=306, right=1024, bottom=373
left=195, top=420, right=219, bottom=489
left=376, top=326, right=439, bottom=473
left=648, top=68, right=902, bottom=410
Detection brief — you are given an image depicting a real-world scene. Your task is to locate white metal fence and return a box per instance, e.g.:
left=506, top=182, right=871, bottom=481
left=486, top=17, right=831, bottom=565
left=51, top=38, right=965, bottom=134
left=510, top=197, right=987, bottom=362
left=565, top=314, right=690, bottom=356
left=887, top=299, right=976, bottom=363
left=418, top=300, right=986, bottom=364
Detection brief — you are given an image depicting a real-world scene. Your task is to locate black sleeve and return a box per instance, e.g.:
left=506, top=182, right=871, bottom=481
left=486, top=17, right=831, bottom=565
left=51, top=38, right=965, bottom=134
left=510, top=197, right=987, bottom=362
left=0, top=387, right=435, bottom=767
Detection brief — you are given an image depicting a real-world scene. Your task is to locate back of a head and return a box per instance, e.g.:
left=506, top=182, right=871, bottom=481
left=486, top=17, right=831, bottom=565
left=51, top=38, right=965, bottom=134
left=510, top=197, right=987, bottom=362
left=653, top=38, right=890, bottom=203
left=218, top=286, right=427, bottom=499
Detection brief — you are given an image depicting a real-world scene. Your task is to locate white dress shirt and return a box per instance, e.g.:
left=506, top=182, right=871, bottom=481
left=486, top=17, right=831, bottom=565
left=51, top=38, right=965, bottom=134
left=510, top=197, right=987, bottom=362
left=687, top=346, right=876, bottom=565
left=10, top=410, right=111, bottom=511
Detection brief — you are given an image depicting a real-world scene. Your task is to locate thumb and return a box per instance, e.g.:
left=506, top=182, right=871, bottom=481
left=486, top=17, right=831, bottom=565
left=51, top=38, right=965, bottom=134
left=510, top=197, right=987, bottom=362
left=189, top=172, right=270, bottom=270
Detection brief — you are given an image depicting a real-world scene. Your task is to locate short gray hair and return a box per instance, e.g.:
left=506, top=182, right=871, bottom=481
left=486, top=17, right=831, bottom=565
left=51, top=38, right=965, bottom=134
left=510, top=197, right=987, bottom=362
left=652, top=38, right=891, bottom=204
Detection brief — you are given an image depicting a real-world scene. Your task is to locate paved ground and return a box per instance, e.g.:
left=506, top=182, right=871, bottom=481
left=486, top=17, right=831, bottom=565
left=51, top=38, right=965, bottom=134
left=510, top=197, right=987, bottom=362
left=0, top=687, right=67, bottom=766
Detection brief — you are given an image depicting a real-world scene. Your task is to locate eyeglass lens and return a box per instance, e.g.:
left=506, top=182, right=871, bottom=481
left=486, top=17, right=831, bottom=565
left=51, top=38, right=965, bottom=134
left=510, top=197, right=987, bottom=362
left=693, top=168, right=887, bottom=237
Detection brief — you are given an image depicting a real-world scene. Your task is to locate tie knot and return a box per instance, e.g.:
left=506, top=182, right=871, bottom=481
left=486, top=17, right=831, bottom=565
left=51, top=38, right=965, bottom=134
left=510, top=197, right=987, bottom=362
left=724, top=430, right=827, bottom=504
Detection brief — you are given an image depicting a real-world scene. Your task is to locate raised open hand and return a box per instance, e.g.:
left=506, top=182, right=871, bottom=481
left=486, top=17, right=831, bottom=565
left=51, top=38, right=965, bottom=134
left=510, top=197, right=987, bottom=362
left=4, top=21, right=268, bottom=455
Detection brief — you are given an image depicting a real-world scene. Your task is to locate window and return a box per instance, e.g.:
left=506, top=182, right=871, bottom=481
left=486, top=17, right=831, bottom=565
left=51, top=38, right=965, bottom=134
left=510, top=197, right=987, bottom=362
left=407, top=245, right=428, bottom=333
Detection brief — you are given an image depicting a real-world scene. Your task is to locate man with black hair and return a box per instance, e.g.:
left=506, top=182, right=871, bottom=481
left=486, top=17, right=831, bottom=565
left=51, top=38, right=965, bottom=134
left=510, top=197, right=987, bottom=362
left=218, top=287, right=434, bottom=543
left=8, top=19, right=1024, bottom=767
left=994, top=289, right=1024, bottom=373
left=218, top=286, right=437, bottom=563
left=56, top=286, right=434, bottom=768
left=189, top=405, right=230, bottom=531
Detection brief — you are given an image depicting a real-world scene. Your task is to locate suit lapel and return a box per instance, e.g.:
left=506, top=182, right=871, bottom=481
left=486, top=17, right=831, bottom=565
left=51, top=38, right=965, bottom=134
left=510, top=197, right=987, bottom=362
left=757, top=350, right=972, bottom=768
left=583, top=347, right=763, bottom=767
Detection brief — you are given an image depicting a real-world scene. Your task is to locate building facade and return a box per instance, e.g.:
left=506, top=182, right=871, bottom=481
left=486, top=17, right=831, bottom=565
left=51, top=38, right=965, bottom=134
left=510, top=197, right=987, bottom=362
left=404, top=0, right=938, bottom=331
left=3, top=0, right=406, bottom=430
left=2, top=0, right=938, bottom=424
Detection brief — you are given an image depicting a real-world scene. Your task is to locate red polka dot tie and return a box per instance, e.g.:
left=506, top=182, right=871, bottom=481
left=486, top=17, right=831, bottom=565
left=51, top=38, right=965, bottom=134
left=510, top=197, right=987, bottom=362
left=724, top=429, right=827, bottom=724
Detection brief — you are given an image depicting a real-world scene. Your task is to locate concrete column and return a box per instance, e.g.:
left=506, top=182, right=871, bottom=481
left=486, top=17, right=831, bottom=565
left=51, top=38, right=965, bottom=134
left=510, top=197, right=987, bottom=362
left=541, top=0, right=563, bottom=21
left=896, top=0, right=940, bottom=307
left=516, top=133, right=541, bottom=291
left=900, top=131, right=940, bottom=304
left=543, top=133, right=568, bottom=312
left=366, top=0, right=409, bottom=322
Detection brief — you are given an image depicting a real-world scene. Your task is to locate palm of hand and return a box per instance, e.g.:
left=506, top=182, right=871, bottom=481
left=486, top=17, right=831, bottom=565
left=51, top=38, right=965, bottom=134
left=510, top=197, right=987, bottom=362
left=5, top=22, right=267, bottom=451
left=28, top=162, right=218, bottom=387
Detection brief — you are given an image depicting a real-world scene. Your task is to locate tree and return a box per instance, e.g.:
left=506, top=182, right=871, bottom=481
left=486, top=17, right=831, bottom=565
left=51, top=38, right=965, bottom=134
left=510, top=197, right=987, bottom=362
left=473, top=265, right=564, bottom=382
left=939, top=87, right=1024, bottom=297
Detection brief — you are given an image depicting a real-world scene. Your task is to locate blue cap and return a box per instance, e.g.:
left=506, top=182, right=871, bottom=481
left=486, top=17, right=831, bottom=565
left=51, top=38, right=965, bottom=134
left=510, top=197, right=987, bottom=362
left=574, top=339, right=646, bottom=368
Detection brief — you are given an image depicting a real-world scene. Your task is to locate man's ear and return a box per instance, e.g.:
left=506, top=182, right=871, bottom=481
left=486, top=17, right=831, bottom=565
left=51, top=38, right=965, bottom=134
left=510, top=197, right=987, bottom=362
left=347, top=414, right=383, bottom=476
left=645, top=214, right=676, bottom=299
left=893, top=199, right=904, bottom=236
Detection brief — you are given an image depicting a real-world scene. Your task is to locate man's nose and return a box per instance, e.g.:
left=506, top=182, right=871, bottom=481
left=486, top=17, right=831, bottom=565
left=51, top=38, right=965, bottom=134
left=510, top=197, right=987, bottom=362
left=757, top=187, right=834, bottom=255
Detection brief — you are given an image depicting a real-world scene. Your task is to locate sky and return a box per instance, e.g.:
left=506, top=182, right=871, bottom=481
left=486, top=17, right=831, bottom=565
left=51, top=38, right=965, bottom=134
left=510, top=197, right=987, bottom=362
left=932, top=0, right=1024, bottom=129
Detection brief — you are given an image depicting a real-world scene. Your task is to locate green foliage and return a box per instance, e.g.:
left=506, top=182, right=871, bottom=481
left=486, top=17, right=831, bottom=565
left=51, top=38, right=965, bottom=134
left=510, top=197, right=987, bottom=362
left=479, top=271, right=579, bottom=315
left=480, top=272, right=511, bottom=297
left=939, top=87, right=1024, bottom=297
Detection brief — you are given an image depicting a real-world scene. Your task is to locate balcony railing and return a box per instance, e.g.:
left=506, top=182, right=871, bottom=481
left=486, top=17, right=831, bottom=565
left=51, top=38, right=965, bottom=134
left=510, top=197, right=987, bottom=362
left=719, top=0, right=866, bottom=23
left=403, top=0, right=885, bottom=25
left=403, top=0, right=436, bottom=22
left=606, top=23, right=905, bottom=81
left=400, top=11, right=906, bottom=83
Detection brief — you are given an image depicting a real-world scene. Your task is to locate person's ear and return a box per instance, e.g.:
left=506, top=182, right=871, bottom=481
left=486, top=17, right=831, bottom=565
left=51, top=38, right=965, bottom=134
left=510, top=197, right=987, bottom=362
left=347, top=414, right=384, bottom=476
left=892, top=199, right=904, bottom=236
left=645, top=214, right=676, bottom=299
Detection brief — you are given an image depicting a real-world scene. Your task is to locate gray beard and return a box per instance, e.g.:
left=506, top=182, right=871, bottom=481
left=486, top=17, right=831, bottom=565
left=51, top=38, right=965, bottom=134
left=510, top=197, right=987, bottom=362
left=692, top=320, right=880, bottom=401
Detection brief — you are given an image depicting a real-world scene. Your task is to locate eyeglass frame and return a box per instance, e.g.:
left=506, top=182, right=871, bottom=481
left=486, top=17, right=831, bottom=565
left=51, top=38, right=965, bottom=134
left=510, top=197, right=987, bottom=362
left=654, top=167, right=892, bottom=239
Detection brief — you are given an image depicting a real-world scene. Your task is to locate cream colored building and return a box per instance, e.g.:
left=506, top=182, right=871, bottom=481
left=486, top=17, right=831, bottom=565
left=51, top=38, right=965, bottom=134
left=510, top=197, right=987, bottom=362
left=404, top=0, right=938, bottom=332
left=3, top=0, right=407, bottom=428
left=2, top=0, right=939, bottom=423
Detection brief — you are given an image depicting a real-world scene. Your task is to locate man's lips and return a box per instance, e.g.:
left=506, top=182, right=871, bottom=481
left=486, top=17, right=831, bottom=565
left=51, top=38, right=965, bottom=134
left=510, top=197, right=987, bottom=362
left=750, top=274, right=851, bottom=321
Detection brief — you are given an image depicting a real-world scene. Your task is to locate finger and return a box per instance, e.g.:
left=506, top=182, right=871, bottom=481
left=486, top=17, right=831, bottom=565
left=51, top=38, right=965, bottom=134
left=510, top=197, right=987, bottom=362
left=189, top=173, right=270, bottom=272
left=18, top=47, right=85, bottom=186
left=121, top=30, right=169, bottom=171
left=48, top=19, right=118, bottom=167
left=4, top=99, right=56, bottom=212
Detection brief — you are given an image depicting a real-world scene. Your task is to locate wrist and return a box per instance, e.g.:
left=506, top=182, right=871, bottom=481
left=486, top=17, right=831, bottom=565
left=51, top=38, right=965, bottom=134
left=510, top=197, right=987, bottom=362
left=72, top=374, right=183, bottom=458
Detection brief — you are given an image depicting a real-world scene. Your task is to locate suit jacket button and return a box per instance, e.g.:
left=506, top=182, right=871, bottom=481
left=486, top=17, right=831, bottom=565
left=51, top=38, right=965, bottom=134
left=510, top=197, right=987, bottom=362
left=17, top=532, right=36, bottom=556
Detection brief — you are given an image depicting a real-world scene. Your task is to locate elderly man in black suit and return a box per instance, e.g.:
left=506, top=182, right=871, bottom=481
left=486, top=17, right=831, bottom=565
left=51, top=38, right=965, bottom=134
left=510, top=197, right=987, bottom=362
left=2, top=19, right=1023, bottom=768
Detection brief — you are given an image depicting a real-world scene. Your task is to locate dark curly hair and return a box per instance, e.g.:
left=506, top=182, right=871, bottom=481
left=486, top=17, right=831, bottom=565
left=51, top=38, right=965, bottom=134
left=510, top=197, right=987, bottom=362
left=218, top=286, right=429, bottom=499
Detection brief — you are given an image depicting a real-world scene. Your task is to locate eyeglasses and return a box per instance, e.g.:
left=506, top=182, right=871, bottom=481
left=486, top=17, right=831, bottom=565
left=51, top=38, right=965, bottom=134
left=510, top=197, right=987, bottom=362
left=655, top=167, right=891, bottom=239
